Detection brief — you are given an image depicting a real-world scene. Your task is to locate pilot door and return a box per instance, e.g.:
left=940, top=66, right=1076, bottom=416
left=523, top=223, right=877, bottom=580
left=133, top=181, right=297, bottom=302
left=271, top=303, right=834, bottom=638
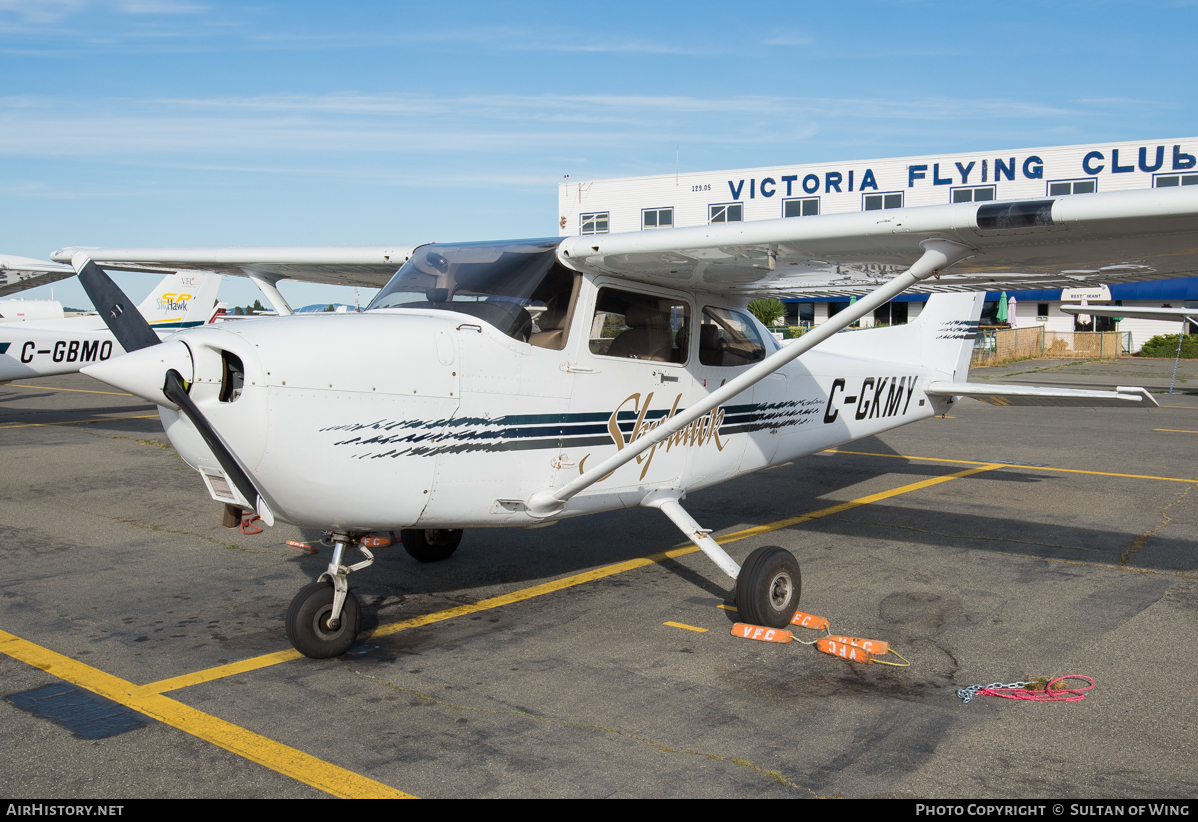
left=564, top=282, right=697, bottom=496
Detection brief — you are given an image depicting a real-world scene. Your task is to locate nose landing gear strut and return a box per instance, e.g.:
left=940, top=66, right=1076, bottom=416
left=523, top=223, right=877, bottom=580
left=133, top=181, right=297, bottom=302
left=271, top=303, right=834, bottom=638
left=285, top=532, right=375, bottom=658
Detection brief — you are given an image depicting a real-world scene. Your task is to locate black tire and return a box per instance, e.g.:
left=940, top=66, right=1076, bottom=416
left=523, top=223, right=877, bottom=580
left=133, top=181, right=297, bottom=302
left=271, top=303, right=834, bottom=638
left=401, top=528, right=462, bottom=562
left=285, top=580, right=362, bottom=659
left=735, top=546, right=801, bottom=629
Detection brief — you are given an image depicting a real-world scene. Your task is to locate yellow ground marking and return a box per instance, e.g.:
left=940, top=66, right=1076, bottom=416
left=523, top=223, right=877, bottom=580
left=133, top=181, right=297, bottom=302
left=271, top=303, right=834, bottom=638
left=141, top=464, right=1000, bottom=693
left=992, top=551, right=1198, bottom=580
left=1159, top=405, right=1198, bottom=409
left=367, top=547, right=702, bottom=640
left=1, top=383, right=132, bottom=396
left=1153, top=428, right=1198, bottom=434
left=664, top=621, right=708, bottom=633
left=827, top=449, right=1198, bottom=484
left=0, top=414, right=158, bottom=430
left=136, top=649, right=302, bottom=695
left=716, top=464, right=1002, bottom=542
left=716, top=604, right=737, bottom=612
left=0, top=627, right=412, bottom=798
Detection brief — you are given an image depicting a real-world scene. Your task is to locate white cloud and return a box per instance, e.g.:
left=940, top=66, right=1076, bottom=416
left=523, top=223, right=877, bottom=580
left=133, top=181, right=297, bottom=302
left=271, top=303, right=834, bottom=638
left=0, top=0, right=85, bottom=24
left=117, top=0, right=206, bottom=12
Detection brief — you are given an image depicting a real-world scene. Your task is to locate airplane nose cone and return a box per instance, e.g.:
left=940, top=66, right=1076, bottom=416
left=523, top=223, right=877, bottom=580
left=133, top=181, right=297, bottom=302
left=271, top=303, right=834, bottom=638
left=82, top=339, right=194, bottom=408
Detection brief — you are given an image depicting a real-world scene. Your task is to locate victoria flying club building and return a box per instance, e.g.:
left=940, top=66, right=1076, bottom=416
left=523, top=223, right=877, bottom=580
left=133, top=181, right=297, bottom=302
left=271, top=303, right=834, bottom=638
left=558, top=138, right=1198, bottom=350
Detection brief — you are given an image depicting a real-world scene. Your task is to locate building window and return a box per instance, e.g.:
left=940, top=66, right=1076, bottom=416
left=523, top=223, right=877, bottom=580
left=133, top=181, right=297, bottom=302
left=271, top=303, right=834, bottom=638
left=873, top=301, right=909, bottom=326
left=1047, top=179, right=1097, bottom=196
left=1155, top=173, right=1198, bottom=188
left=709, top=203, right=743, bottom=223
left=951, top=185, right=996, bottom=203
left=783, top=197, right=819, bottom=217
left=580, top=212, right=609, bottom=235
left=1037, top=303, right=1049, bottom=321
left=864, top=192, right=903, bottom=211
left=642, top=208, right=673, bottom=230
left=827, top=301, right=860, bottom=328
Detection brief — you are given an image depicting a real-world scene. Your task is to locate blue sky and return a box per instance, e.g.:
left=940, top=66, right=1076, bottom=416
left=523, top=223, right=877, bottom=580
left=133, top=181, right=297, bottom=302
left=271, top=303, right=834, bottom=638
left=3, top=0, right=1195, bottom=309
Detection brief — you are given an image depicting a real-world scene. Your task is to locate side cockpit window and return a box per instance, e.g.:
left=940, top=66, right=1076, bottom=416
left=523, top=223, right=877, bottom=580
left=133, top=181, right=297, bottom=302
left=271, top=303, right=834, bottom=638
left=527, top=265, right=580, bottom=351
left=367, top=239, right=579, bottom=348
left=699, top=306, right=766, bottom=367
left=589, top=288, right=689, bottom=363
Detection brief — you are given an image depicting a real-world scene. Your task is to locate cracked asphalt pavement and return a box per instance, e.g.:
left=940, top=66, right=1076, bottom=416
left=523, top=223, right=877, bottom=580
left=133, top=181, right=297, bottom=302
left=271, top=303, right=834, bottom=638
left=1, top=364, right=1196, bottom=798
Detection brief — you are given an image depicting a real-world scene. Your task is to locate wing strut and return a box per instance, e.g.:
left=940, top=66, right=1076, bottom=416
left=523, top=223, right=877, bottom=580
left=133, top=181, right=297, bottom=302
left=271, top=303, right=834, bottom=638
left=526, top=238, right=975, bottom=518
left=243, top=271, right=294, bottom=316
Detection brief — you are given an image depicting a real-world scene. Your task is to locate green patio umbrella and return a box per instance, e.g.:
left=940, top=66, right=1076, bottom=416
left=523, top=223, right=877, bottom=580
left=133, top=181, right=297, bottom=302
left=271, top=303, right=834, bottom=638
left=996, top=291, right=1009, bottom=323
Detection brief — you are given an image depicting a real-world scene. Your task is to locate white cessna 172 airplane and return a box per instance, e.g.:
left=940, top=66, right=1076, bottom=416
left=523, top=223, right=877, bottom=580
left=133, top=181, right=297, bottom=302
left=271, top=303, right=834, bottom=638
left=0, top=269, right=222, bottom=383
left=49, top=186, right=1198, bottom=659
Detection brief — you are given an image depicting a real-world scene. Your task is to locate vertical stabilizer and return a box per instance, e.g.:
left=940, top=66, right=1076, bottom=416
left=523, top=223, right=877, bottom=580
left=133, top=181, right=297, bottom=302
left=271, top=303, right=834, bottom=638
left=813, top=292, right=985, bottom=380
left=913, top=292, right=985, bottom=381
left=137, top=272, right=222, bottom=330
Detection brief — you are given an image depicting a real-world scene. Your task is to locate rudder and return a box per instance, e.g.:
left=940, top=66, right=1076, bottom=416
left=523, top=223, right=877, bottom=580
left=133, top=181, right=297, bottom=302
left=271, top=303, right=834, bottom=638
left=914, top=292, right=985, bottom=381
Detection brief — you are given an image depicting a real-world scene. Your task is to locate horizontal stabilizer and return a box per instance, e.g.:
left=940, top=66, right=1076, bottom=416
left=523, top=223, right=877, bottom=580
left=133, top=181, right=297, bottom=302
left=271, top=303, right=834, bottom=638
left=925, top=382, right=1159, bottom=407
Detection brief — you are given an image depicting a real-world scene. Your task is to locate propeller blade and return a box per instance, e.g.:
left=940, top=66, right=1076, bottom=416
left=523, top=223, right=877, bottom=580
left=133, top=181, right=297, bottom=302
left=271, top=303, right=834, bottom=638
left=162, top=369, right=275, bottom=527
left=71, top=253, right=161, bottom=352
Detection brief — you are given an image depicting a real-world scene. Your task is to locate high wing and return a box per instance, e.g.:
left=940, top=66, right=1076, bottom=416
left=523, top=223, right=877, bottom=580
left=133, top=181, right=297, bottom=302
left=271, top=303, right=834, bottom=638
left=44, top=188, right=1198, bottom=297
left=0, top=255, right=78, bottom=298
left=49, top=245, right=418, bottom=289
left=554, top=187, right=1198, bottom=297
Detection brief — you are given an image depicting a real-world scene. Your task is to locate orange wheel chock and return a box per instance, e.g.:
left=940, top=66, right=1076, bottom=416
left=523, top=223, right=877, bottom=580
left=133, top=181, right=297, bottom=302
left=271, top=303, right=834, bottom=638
left=732, top=623, right=794, bottom=643
left=817, top=637, right=876, bottom=664
left=826, top=636, right=890, bottom=656
left=789, top=611, right=830, bottom=630
left=361, top=535, right=392, bottom=549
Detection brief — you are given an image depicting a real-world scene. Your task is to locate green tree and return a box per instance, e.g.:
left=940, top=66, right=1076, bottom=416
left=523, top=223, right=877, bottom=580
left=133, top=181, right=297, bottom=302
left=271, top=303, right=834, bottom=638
left=326, top=304, right=335, bottom=312
left=748, top=299, right=786, bottom=327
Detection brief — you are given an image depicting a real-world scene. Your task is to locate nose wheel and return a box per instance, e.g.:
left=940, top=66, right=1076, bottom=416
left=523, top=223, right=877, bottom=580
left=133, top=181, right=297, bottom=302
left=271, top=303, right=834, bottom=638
left=286, top=532, right=375, bottom=658
left=735, top=545, right=801, bottom=628
left=285, top=580, right=362, bottom=658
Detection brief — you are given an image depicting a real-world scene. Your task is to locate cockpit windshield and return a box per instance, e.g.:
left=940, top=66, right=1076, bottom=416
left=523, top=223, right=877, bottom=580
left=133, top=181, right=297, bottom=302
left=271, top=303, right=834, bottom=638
left=367, top=239, right=578, bottom=347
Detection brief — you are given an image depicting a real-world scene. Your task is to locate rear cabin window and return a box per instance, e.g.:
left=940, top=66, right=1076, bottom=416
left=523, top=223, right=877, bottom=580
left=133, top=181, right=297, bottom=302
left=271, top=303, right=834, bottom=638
left=699, top=307, right=767, bottom=367
left=589, top=288, right=689, bottom=363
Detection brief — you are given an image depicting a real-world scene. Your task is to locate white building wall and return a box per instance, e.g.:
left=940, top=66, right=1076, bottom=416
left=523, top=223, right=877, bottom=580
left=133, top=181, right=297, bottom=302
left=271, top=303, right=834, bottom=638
left=559, top=137, right=1197, bottom=235
left=1003, top=299, right=1189, bottom=351
left=561, top=138, right=1198, bottom=350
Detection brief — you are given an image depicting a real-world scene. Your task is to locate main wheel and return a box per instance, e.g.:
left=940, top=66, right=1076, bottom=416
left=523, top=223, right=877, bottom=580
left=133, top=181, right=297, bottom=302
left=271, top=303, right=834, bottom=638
left=401, top=528, right=462, bottom=562
left=735, top=546, right=801, bottom=629
left=285, top=580, right=362, bottom=659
